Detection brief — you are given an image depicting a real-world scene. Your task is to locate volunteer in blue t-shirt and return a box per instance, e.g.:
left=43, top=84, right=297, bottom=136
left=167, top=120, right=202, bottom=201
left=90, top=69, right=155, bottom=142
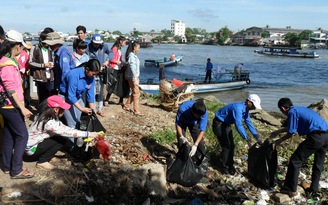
left=204, top=58, right=213, bottom=83
left=272, top=98, right=328, bottom=199
left=212, top=94, right=263, bottom=175
left=176, top=99, right=208, bottom=158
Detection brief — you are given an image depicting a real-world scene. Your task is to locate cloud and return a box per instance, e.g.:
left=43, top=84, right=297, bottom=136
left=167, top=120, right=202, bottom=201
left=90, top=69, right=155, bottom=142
left=188, top=8, right=219, bottom=22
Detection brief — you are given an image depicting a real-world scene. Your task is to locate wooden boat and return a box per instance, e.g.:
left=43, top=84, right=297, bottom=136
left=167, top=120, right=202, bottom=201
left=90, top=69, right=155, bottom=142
left=139, top=71, right=251, bottom=94
left=144, top=55, right=184, bottom=67
left=254, top=47, right=319, bottom=58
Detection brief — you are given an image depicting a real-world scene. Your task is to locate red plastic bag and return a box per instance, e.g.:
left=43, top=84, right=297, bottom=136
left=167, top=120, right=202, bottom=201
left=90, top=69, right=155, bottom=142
left=95, top=136, right=110, bottom=161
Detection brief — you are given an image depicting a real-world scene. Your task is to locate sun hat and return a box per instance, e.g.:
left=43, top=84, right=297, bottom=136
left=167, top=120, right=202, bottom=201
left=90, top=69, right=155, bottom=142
left=25, top=41, right=32, bottom=50
left=47, top=95, right=71, bottom=110
left=42, top=32, right=65, bottom=46
left=92, top=34, right=103, bottom=44
left=5, top=30, right=27, bottom=48
left=247, top=94, right=262, bottom=109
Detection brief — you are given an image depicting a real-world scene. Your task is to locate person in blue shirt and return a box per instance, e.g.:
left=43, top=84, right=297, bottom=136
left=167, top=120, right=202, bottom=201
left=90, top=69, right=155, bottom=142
left=42, top=32, right=75, bottom=92
left=76, top=25, right=90, bottom=46
left=176, top=99, right=208, bottom=158
left=86, top=34, right=111, bottom=117
left=212, top=94, right=263, bottom=175
left=271, top=98, right=328, bottom=198
left=204, top=58, right=213, bottom=83
left=59, top=59, right=100, bottom=138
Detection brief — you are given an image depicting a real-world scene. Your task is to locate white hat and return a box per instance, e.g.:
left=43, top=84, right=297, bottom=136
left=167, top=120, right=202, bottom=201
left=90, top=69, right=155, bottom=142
left=247, top=94, right=262, bottom=109
left=6, top=30, right=27, bottom=48
left=42, top=32, right=65, bottom=46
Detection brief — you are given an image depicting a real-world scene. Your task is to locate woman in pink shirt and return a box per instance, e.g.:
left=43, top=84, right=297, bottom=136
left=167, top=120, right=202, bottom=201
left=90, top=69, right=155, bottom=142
left=0, top=30, right=33, bottom=179
left=104, top=35, right=127, bottom=106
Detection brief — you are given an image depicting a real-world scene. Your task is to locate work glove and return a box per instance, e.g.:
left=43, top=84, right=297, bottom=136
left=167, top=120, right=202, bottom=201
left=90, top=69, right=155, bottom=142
left=189, top=145, right=197, bottom=157
left=180, top=136, right=188, bottom=144
left=246, top=138, right=252, bottom=148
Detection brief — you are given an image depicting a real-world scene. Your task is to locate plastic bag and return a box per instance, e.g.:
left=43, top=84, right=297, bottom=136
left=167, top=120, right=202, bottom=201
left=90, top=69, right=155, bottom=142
left=166, top=143, right=209, bottom=187
left=248, top=139, right=278, bottom=188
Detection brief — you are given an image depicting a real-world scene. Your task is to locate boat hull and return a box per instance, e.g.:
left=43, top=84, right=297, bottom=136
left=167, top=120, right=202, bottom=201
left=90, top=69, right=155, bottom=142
left=254, top=48, right=319, bottom=58
left=139, top=80, right=248, bottom=94
left=144, top=56, right=183, bottom=67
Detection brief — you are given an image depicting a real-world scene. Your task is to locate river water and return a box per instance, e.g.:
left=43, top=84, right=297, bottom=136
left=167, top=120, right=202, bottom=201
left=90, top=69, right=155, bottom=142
left=60, top=42, right=328, bottom=112
left=136, top=44, right=328, bottom=112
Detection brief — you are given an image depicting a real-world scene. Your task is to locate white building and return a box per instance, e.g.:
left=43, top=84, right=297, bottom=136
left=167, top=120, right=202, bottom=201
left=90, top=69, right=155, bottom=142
left=171, top=20, right=187, bottom=42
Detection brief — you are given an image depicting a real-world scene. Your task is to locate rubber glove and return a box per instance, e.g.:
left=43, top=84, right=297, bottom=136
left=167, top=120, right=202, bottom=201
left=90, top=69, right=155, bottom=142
left=180, top=136, right=188, bottom=144
left=189, top=145, right=197, bottom=157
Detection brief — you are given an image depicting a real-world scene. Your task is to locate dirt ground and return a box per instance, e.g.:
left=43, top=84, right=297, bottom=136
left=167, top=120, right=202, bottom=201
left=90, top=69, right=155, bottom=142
left=0, top=94, right=180, bottom=204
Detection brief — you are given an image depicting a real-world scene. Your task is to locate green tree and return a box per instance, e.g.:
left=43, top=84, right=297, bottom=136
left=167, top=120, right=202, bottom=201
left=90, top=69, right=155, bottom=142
left=261, top=31, right=270, bottom=38
left=298, top=29, right=313, bottom=40
left=283, top=32, right=299, bottom=46
left=112, top=30, right=122, bottom=35
left=216, top=26, right=232, bottom=45
left=185, top=27, right=196, bottom=43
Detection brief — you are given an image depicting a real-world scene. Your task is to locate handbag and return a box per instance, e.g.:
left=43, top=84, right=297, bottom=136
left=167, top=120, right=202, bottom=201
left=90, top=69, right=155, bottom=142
left=0, top=76, right=18, bottom=108
left=124, top=64, right=133, bottom=80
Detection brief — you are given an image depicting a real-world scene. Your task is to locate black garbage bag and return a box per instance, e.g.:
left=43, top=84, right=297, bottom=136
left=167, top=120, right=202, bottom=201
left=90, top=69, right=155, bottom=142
left=248, top=139, right=278, bottom=188
left=73, top=112, right=106, bottom=161
left=166, top=143, right=209, bottom=187
left=79, top=112, right=106, bottom=133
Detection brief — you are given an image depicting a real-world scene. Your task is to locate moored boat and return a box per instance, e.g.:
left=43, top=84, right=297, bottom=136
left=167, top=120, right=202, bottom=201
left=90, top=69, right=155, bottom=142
left=254, top=47, right=319, bottom=58
left=144, top=55, right=184, bottom=67
left=139, top=71, right=251, bottom=94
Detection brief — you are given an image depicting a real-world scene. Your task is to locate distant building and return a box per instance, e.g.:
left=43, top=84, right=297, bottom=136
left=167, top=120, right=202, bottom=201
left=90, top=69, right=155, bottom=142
left=232, top=26, right=304, bottom=46
left=171, top=20, right=187, bottom=43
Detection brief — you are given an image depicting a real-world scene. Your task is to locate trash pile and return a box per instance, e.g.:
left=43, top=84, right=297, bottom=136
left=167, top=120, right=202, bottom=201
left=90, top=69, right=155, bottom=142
left=159, top=79, right=195, bottom=112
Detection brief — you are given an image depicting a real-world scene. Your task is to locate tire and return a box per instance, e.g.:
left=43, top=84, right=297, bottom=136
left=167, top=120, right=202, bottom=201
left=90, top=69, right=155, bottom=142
left=246, top=78, right=251, bottom=84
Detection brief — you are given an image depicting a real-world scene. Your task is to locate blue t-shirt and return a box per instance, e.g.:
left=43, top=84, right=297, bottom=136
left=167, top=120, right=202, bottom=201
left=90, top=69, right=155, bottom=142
left=215, top=102, right=258, bottom=140
left=62, top=67, right=95, bottom=104
left=287, top=106, right=328, bottom=135
left=206, top=62, right=213, bottom=70
left=54, top=45, right=75, bottom=90
left=176, top=100, right=208, bottom=131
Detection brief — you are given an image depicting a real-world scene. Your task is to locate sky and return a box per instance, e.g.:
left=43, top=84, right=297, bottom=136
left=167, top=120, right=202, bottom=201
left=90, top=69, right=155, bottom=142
left=2, top=0, right=328, bottom=35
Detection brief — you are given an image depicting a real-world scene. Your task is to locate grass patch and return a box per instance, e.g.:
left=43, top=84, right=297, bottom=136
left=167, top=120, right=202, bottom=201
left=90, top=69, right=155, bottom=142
left=149, top=128, right=176, bottom=144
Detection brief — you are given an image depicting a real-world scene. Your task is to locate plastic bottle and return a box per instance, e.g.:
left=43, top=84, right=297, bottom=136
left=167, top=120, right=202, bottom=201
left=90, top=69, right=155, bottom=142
left=76, top=138, right=84, bottom=147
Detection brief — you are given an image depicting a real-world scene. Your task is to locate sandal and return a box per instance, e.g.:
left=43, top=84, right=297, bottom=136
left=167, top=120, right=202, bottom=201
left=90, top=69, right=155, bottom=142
left=96, top=111, right=106, bottom=117
left=11, top=168, right=34, bottom=179
left=103, top=101, right=109, bottom=107
left=122, top=105, right=131, bottom=112
left=133, top=112, right=145, bottom=116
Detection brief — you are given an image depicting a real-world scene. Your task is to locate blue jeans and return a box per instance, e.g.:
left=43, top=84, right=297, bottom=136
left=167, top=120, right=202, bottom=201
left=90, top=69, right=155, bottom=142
left=94, top=76, right=104, bottom=112
left=0, top=108, right=28, bottom=176
left=60, top=94, right=84, bottom=142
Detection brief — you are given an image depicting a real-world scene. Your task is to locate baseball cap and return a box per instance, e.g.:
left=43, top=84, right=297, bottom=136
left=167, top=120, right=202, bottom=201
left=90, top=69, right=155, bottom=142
left=6, top=30, right=27, bottom=48
left=92, top=34, right=103, bottom=44
left=42, top=32, right=65, bottom=46
left=247, top=94, right=262, bottom=109
left=47, top=95, right=71, bottom=110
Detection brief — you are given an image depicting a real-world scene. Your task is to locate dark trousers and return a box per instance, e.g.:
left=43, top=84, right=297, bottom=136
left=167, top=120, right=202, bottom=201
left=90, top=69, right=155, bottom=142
left=205, top=70, right=212, bottom=82
left=0, top=108, right=28, bottom=176
left=212, top=118, right=234, bottom=171
left=284, top=132, right=328, bottom=192
left=176, top=123, right=206, bottom=158
left=24, top=136, right=68, bottom=164
left=36, top=81, right=54, bottom=105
